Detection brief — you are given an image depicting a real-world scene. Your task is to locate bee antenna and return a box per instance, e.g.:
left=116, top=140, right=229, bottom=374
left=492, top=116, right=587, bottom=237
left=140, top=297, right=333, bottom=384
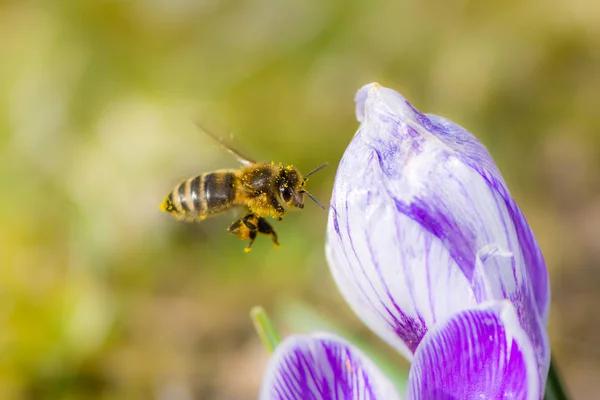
left=300, top=190, right=326, bottom=210
left=303, top=162, right=328, bottom=182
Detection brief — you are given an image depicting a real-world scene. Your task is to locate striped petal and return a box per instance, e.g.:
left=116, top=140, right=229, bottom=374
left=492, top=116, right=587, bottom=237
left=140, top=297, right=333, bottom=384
left=326, top=83, right=549, bottom=384
left=259, top=333, right=401, bottom=400
left=406, top=302, right=541, bottom=400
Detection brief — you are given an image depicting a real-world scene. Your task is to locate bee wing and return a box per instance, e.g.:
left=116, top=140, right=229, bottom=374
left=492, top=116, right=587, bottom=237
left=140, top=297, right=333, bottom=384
left=195, top=121, right=256, bottom=166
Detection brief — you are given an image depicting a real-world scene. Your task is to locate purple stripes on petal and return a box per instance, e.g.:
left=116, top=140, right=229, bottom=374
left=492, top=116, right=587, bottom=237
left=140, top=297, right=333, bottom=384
left=355, top=83, right=548, bottom=322
left=327, top=148, right=477, bottom=360
left=424, top=113, right=550, bottom=322
left=260, top=333, right=401, bottom=400
left=327, top=83, right=550, bottom=379
left=406, top=303, right=540, bottom=400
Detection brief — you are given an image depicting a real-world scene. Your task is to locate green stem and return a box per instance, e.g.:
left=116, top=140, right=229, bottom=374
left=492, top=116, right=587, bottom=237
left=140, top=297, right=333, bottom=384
left=250, top=306, right=282, bottom=354
left=544, top=356, right=569, bottom=400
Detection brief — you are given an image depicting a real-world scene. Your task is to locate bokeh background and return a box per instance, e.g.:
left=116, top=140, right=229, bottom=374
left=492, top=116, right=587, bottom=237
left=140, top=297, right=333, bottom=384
left=1, top=0, right=599, bottom=398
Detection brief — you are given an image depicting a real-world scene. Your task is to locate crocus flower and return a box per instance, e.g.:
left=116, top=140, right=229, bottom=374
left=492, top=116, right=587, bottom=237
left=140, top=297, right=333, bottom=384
left=260, top=302, right=541, bottom=399
left=325, top=83, right=550, bottom=387
left=260, top=332, right=401, bottom=400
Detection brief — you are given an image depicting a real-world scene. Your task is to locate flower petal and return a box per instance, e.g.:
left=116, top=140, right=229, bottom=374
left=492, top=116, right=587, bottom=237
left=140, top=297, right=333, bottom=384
left=424, top=113, right=549, bottom=324
left=354, top=82, right=549, bottom=322
left=259, top=333, right=401, bottom=400
left=406, top=302, right=541, bottom=400
left=326, top=83, right=549, bottom=378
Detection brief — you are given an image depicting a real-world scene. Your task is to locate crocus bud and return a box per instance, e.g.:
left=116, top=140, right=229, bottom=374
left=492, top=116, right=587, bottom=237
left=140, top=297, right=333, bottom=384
left=326, top=83, right=550, bottom=385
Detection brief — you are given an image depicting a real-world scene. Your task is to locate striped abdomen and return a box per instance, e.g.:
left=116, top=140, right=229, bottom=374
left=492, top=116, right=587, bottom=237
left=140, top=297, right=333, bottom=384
left=160, top=170, right=238, bottom=220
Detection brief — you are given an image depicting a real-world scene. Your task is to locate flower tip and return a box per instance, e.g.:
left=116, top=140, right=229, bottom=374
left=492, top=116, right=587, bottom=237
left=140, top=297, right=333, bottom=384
left=355, top=82, right=380, bottom=122
left=355, top=82, right=416, bottom=126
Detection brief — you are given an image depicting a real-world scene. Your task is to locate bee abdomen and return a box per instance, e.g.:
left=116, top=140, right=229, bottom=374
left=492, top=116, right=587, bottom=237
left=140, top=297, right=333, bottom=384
left=160, top=171, right=237, bottom=220
left=203, top=172, right=236, bottom=211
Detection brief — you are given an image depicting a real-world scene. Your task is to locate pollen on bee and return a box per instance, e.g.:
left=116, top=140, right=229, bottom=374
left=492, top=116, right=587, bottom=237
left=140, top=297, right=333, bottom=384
left=244, top=247, right=252, bottom=253
left=159, top=197, right=173, bottom=212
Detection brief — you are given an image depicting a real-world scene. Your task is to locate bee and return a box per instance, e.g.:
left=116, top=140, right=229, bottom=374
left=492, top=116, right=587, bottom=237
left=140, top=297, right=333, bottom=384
left=160, top=124, right=327, bottom=252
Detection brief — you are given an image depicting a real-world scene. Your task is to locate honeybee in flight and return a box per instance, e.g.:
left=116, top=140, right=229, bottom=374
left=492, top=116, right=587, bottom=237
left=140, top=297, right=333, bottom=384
left=160, top=124, right=327, bottom=252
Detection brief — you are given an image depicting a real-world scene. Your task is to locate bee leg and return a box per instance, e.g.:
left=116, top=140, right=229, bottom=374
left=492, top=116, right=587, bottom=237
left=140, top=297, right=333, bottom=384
left=241, top=214, right=259, bottom=252
left=270, top=196, right=285, bottom=217
left=256, top=217, right=279, bottom=247
left=228, top=214, right=259, bottom=252
left=245, top=230, right=258, bottom=253
left=228, top=214, right=256, bottom=234
left=241, top=214, right=258, bottom=230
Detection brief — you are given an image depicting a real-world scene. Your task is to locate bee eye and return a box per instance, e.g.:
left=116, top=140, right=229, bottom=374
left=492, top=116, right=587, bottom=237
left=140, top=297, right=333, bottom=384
left=281, top=187, right=292, bottom=202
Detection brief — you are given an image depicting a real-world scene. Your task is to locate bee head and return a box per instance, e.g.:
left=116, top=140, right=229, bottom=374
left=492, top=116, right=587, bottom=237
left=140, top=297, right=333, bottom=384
left=276, top=163, right=328, bottom=210
left=277, top=166, right=304, bottom=209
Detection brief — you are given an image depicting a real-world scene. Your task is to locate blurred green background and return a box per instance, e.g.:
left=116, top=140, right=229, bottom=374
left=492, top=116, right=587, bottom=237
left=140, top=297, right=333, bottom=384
left=1, top=0, right=599, bottom=398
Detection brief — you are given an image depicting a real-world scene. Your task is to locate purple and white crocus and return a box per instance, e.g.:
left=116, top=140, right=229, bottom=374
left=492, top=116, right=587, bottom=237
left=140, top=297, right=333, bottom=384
left=260, top=302, right=540, bottom=399
left=260, top=83, right=550, bottom=399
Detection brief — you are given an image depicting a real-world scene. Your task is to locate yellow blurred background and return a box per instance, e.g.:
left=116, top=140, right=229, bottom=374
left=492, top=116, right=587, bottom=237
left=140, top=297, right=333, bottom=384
left=1, top=1, right=599, bottom=398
